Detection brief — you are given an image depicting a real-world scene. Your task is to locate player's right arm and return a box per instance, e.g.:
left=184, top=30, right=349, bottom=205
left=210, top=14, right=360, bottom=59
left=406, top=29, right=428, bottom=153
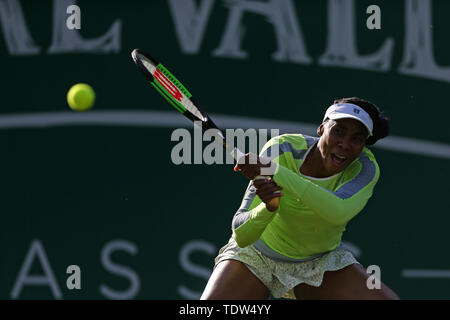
left=231, top=180, right=282, bottom=248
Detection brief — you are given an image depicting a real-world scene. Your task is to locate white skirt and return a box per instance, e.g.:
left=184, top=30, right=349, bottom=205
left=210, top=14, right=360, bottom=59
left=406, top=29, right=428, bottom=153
left=214, top=237, right=359, bottom=299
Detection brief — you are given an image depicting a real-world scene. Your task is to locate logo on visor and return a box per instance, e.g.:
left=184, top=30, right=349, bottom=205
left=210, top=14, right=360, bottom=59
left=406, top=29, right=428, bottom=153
left=353, top=108, right=360, bottom=114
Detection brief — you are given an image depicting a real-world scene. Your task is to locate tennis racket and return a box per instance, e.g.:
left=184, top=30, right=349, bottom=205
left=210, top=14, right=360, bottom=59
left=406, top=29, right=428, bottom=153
left=131, top=49, right=280, bottom=206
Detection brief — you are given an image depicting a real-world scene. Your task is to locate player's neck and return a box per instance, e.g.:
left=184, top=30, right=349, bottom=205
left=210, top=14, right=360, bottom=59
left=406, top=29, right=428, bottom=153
left=300, top=143, right=333, bottom=178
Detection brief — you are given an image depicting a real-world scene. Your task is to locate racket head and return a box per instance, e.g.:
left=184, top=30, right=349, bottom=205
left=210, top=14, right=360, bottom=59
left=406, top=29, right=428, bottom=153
left=131, top=49, right=219, bottom=130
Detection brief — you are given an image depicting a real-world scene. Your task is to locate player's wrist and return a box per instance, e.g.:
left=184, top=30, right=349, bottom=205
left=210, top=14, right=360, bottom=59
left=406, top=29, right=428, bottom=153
left=264, top=197, right=280, bottom=212
left=266, top=204, right=279, bottom=212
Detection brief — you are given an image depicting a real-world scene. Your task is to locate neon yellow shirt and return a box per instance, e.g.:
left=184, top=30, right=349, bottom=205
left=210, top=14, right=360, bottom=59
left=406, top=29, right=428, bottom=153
left=232, top=134, right=380, bottom=261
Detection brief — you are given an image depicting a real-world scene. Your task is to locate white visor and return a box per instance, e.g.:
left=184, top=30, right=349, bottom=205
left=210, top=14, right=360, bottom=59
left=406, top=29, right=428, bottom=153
left=323, top=103, right=373, bottom=136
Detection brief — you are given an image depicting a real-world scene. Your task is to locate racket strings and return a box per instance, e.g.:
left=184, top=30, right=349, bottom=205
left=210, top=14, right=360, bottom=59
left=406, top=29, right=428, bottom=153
left=155, top=64, right=207, bottom=122
left=156, top=64, right=192, bottom=99
left=134, top=50, right=207, bottom=122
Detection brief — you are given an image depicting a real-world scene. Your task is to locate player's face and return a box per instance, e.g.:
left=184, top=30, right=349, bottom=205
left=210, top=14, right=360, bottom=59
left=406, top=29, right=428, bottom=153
left=317, top=118, right=368, bottom=176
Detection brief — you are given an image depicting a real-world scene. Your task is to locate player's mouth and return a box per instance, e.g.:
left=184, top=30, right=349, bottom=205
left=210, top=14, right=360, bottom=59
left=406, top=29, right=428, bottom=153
left=330, top=153, right=348, bottom=167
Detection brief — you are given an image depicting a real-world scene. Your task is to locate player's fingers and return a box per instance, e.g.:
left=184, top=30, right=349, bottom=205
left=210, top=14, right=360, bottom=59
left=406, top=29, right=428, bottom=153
left=241, top=167, right=260, bottom=180
left=262, top=189, right=282, bottom=200
left=257, top=185, right=282, bottom=196
left=257, top=186, right=283, bottom=199
left=260, top=193, right=284, bottom=203
left=253, top=178, right=270, bottom=188
left=253, top=177, right=280, bottom=187
left=256, top=187, right=282, bottom=199
left=254, top=180, right=282, bottom=191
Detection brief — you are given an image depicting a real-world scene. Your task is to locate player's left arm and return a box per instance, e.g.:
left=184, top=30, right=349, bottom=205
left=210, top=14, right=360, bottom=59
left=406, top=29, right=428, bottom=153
left=231, top=181, right=280, bottom=248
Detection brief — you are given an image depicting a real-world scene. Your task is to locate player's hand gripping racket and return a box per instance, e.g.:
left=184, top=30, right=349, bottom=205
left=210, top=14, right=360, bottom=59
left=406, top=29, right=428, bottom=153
left=131, top=49, right=280, bottom=208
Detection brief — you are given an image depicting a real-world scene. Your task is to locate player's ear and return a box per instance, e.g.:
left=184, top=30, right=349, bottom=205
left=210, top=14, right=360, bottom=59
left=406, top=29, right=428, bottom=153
left=317, top=123, right=325, bottom=136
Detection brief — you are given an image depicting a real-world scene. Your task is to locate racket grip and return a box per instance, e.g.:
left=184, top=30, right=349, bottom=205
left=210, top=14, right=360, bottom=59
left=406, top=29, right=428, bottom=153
left=231, top=147, right=245, bottom=162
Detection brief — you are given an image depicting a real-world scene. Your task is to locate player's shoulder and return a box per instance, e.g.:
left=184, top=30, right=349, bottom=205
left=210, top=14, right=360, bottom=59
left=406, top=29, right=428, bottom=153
left=360, top=146, right=379, bottom=171
left=344, top=146, right=381, bottom=182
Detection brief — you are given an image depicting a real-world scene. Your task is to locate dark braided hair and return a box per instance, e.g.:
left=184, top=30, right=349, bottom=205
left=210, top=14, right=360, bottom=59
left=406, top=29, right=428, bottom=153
left=333, top=97, right=389, bottom=146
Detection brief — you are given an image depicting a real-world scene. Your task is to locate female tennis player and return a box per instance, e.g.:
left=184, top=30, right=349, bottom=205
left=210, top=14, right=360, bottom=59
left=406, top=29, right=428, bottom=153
left=201, top=97, right=399, bottom=300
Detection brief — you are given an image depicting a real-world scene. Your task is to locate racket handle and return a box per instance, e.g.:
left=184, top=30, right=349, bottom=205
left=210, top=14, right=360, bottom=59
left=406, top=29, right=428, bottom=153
left=230, top=147, right=245, bottom=162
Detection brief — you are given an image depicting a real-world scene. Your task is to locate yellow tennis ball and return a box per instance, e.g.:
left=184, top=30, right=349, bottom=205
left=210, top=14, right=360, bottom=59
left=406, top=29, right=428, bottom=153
left=67, top=83, right=95, bottom=111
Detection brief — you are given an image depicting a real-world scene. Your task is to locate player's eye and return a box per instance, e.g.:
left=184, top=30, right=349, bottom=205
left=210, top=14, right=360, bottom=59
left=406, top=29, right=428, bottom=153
left=352, top=135, right=365, bottom=144
left=334, top=127, right=345, bottom=135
